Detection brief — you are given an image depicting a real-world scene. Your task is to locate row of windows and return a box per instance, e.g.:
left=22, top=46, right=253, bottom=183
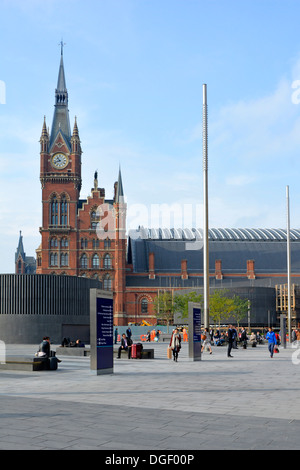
left=80, top=253, right=112, bottom=269
left=49, top=253, right=112, bottom=269
left=50, top=237, right=69, bottom=248
left=80, top=238, right=111, bottom=249
left=49, top=238, right=111, bottom=249
left=50, top=253, right=69, bottom=267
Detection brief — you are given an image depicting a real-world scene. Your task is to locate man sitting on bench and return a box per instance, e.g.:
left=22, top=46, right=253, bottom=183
left=117, top=333, right=132, bottom=359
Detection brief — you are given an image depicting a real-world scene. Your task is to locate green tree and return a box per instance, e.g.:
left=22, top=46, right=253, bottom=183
left=153, top=291, right=174, bottom=331
left=209, top=290, right=235, bottom=327
left=173, top=291, right=203, bottom=320
left=231, top=295, right=249, bottom=327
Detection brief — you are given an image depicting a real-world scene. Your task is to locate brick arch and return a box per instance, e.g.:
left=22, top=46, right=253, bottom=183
left=48, top=191, right=59, bottom=202
left=59, top=191, right=70, bottom=201
left=136, top=293, right=153, bottom=303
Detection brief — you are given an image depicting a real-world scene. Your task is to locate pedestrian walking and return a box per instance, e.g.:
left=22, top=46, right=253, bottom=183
left=169, top=328, right=181, bottom=362
left=201, top=327, right=212, bottom=354
left=227, top=324, right=234, bottom=357
left=266, top=327, right=277, bottom=358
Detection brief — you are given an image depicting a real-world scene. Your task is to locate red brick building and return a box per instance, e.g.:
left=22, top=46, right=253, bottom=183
left=32, top=49, right=300, bottom=328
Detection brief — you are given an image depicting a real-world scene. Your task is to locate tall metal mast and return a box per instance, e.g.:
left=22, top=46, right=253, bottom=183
left=203, top=84, right=209, bottom=329
left=286, top=185, right=292, bottom=343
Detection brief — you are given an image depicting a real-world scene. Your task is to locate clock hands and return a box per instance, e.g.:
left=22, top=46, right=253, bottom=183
left=52, top=154, right=67, bottom=168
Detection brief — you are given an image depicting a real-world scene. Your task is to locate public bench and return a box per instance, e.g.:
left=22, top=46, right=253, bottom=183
left=141, top=349, right=154, bottom=359
left=56, top=346, right=90, bottom=357
left=0, top=356, right=54, bottom=372
left=113, top=348, right=154, bottom=359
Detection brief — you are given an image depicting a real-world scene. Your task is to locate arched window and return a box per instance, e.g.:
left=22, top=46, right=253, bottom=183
left=60, top=196, right=68, bottom=226
left=60, top=253, right=69, bottom=267
left=61, top=237, right=68, bottom=248
left=92, top=253, right=99, bottom=268
left=103, top=274, right=112, bottom=291
left=141, top=298, right=148, bottom=314
left=50, top=253, right=58, bottom=266
left=50, top=197, right=58, bottom=226
left=50, top=237, right=58, bottom=248
left=104, top=253, right=112, bottom=269
left=80, top=254, right=88, bottom=269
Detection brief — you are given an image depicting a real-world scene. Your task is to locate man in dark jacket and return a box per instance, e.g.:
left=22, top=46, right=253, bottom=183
left=227, top=325, right=234, bottom=358
left=39, top=336, right=50, bottom=357
left=117, top=334, right=132, bottom=359
left=240, top=327, right=248, bottom=349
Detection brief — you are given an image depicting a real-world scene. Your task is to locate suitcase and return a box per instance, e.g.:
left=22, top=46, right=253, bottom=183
left=132, top=343, right=142, bottom=359
left=167, top=346, right=172, bottom=359
left=49, top=357, right=58, bottom=370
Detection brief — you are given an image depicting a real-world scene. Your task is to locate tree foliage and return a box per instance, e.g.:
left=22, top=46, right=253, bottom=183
left=173, top=291, right=203, bottom=320
left=209, top=289, right=235, bottom=326
left=153, top=291, right=174, bottom=327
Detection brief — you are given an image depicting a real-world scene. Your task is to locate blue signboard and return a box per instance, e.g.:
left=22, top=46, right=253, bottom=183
left=193, top=307, right=202, bottom=343
left=188, top=302, right=201, bottom=361
left=96, top=297, right=114, bottom=370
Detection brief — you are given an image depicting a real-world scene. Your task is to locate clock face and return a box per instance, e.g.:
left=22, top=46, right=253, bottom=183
left=52, top=153, right=68, bottom=169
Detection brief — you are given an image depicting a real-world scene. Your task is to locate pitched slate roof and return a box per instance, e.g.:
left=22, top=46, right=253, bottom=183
left=127, top=227, right=300, bottom=274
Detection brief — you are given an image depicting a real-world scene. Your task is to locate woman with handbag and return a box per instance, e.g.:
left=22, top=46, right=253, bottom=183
left=169, top=328, right=181, bottom=362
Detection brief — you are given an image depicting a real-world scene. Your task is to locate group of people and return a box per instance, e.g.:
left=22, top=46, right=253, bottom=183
left=38, top=324, right=289, bottom=368
left=199, top=325, right=280, bottom=359
left=61, top=338, right=85, bottom=348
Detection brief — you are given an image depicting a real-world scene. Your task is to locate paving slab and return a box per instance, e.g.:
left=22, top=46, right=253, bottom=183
left=0, top=342, right=300, bottom=450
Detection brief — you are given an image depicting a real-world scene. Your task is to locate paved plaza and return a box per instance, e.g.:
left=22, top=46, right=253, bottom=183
left=0, top=340, right=300, bottom=450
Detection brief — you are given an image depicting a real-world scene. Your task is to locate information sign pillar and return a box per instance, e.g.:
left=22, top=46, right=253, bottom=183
left=90, top=289, right=114, bottom=375
left=188, top=302, right=202, bottom=361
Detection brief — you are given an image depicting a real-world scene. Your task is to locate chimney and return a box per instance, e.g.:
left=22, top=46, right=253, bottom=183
left=215, top=259, right=223, bottom=280
left=181, top=259, right=188, bottom=280
left=247, top=260, right=256, bottom=279
left=149, top=252, right=155, bottom=279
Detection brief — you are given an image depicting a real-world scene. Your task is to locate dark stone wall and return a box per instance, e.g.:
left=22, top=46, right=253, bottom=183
left=0, top=274, right=102, bottom=344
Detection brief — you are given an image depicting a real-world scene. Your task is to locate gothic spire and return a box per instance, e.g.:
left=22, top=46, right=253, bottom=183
left=15, top=231, right=25, bottom=263
left=49, top=46, right=71, bottom=150
left=115, top=166, right=124, bottom=203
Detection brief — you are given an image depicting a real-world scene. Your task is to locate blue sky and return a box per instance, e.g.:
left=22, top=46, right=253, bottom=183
left=1, top=0, right=300, bottom=272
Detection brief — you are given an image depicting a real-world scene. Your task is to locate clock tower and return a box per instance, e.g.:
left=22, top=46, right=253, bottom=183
left=36, top=48, right=82, bottom=275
